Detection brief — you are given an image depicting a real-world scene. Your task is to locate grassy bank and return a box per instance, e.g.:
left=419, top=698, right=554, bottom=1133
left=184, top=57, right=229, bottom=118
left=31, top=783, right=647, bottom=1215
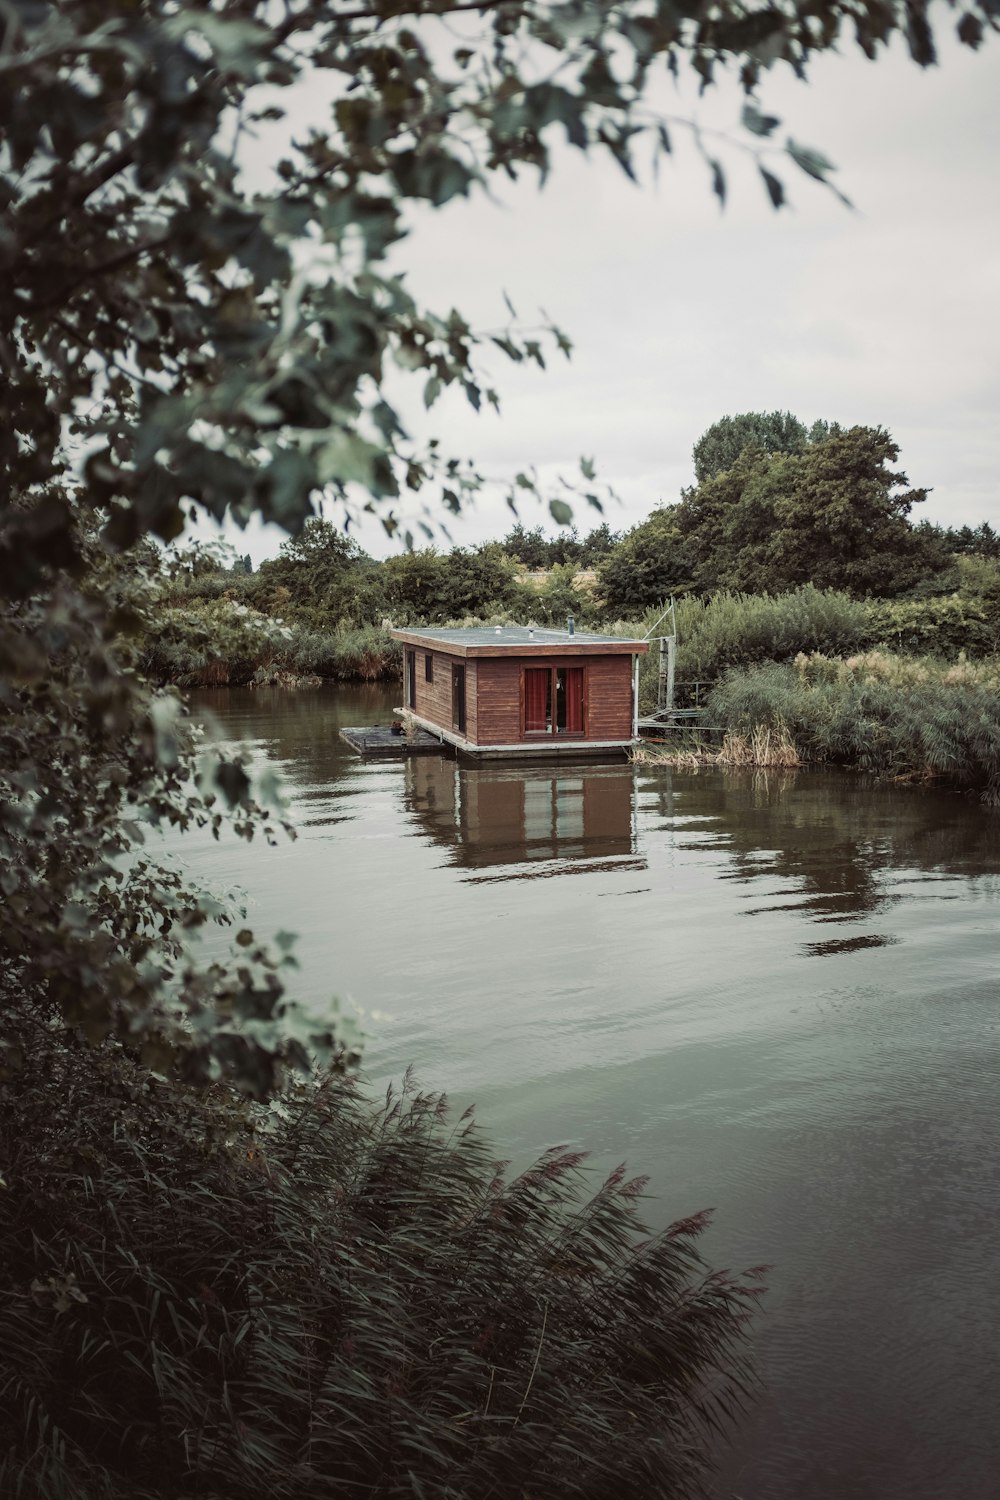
left=693, top=652, right=1000, bottom=800
left=137, top=601, right=401, bottom=687
left=625, top=587, right=873, bottom=713
left=2, top=1042, right=761, bottom=1500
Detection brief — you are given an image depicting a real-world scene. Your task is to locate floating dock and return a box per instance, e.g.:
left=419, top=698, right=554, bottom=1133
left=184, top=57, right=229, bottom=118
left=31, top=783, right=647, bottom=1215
left=340, top=725, right=448, bottom=758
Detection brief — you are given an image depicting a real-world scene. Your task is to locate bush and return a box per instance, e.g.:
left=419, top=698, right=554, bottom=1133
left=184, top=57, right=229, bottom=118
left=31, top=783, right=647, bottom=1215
left=0, top=1045, right=762, bottom=1500
left=867, top=594, right=1000, bottom=658
left=672, top=588, right=871, bottom=677
left=513, top=562, right=601, bottom=627
left=286, top=625, right=401, bottom=682
left=383, top=547, right=520, bottom=624
left=706, top=652, right=1000, bottom=799
left=626, top=587, right=871, bottom=712
left=136, top=601, right=400, bottom=686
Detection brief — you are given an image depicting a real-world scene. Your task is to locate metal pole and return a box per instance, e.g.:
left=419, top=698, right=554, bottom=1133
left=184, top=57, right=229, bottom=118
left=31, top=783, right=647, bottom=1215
left=657, top=637, right=668, bottom=712
left=666, top=635, right=675, bottom=714
left=632, top=654, right=640, bottom=739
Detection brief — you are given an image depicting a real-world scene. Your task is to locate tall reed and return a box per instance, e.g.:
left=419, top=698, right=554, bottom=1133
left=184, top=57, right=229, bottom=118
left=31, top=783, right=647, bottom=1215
left=1, top=1039, right=763, bottom=1500
left=607, top=588, right=872, bottom=713
left=707, top=653, right=1000, bottom=800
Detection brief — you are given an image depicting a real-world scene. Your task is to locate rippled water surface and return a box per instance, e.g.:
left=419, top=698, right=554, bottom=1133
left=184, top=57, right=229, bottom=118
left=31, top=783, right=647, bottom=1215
left=173, top=685, right=1000, bottom=1500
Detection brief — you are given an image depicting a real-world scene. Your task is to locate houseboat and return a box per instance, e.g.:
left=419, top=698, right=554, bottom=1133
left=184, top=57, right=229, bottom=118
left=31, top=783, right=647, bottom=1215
left=390, top=623, right=648, bottom=759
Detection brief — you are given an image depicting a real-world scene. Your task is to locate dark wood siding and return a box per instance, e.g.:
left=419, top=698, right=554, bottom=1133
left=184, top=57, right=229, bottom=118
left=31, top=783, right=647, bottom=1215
left=409, top=647, right=634, bottom=745
left=411, top=650, right=451, bottom=726
left=474, top=655, right=633, bottom=744
left=579, top=655, right=634, bottom=741
left=409, top=648, right=479, bottom=740
left=475, top=657, right=521, bottom=744
left=464, top=659, right=479, bottom=741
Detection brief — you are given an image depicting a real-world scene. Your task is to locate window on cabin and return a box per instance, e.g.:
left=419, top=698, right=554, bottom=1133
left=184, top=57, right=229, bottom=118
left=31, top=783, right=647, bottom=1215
left=425, top=653, right=434, bottom=683
left=524, top=666, right=584, bottom=735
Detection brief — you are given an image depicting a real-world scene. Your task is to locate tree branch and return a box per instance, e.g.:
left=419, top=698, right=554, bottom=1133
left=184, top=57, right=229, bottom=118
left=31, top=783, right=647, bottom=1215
left=21, top=144, right=137, bottom=251
left=274, top=0, right=520, bottom=41
left=25, top=234, right=170, bottom=315
left=48, top=313, right=164, bottom=392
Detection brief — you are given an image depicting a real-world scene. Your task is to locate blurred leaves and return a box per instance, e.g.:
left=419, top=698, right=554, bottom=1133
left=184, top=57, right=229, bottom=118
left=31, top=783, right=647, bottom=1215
left=0, top=1062, right=763, bottom=1499
left=2, top=0, right=983, bottom=584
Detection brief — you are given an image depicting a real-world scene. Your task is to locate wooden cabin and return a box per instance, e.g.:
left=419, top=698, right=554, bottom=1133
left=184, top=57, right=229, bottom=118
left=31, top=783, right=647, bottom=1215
left=390, top=625, right=648, bottom=758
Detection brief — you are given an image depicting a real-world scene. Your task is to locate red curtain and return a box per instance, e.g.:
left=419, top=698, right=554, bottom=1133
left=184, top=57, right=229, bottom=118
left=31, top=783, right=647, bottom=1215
left=564, top=667, right=584, bottom=732
left=525, top=668, right=549, bottom=731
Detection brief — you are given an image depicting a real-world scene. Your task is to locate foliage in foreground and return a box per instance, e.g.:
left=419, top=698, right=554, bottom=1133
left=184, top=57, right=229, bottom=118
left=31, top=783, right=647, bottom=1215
left=7, top=0, right=996, bottom=589
left=706, top=652, right=1000, bottom=799
left=0, top=1047, right=762, bottom=1500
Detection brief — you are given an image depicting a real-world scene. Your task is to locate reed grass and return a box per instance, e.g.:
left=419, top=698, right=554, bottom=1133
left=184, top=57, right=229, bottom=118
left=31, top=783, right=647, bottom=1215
left=717, top=724, right=802, bottom=767
left=707, top=652, right=1000, bottom=800
left=0, top=1039, right=764, bottom=1500
left=631, top=723, right=800, bottom=770
left=630, top=742, right=717, bottom=769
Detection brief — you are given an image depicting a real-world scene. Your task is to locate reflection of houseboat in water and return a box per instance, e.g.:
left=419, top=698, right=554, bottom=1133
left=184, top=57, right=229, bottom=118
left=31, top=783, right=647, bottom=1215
left=404, top=758, right=646, bottom=880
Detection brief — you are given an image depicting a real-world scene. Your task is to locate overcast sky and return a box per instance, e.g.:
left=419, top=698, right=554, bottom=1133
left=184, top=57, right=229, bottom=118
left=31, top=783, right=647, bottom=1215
left=226, top=25, right=999, bottom=564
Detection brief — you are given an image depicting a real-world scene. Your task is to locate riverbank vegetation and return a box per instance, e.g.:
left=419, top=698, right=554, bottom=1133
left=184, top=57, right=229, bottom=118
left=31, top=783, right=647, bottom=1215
left=706, top=652, right=1000, bottom=800
left=637, top=651, right=1000, bottom=800
left=5, top=0, right=998, bottom=1494
left=3, top=1047, right=762, bottom=1500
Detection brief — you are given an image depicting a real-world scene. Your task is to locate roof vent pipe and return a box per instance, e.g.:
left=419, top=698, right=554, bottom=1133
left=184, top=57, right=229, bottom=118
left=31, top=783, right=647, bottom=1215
left=528, top=626, right=534, bottom=639
left=567, top=615, right=575, bottom=636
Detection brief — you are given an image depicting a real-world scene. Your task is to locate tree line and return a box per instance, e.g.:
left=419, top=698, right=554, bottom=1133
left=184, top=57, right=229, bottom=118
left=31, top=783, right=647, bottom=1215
left=600, top=414, right=1000, bottom=613
left=4, top=1, right=997, bottom=1496
left=146, top=411, right=1000, bottom=675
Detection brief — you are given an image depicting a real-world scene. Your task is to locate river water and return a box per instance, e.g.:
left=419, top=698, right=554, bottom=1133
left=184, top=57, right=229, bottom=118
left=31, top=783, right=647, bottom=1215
left=173, top=684, right=1000, bottom=1500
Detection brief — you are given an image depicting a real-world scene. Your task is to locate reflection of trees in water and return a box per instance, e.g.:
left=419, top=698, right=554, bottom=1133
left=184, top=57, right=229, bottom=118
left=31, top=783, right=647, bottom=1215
left=185, top=691, right=1000, bottom=913
left=188, top=685, right=401, bottom=825
left=639, top=764, right=1000, bottom=924
left=403, top=759, right=640, bottom=875
left=190, top=683, right=394, bottom=747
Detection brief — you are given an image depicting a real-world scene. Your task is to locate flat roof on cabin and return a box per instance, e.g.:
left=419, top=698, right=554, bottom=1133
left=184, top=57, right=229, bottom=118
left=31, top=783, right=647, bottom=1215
left=391, top=625, right=647, bottom=655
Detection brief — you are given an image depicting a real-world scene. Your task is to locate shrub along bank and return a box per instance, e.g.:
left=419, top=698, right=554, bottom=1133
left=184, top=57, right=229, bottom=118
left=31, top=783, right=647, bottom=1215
left=705, top=652, right=1000, bottom=801
left=628, top=586, right=873, bottom=713
left=1, top=1039, right=762, bottom=1500
left=137, top=600, right=401, bottom=687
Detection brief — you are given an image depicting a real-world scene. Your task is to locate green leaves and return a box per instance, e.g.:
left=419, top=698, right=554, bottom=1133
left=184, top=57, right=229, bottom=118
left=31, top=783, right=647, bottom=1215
left=742, top=101, right=781, bottom=138
left=709, top=157, right=726, bottom=208
left=759, top=167, right=785, bottom=210
left=957, top=12, right=984, bottom=48
left=161, top=13, right=272, bottom=79
left=786, top=139, right=836, bottom=183
left=214, top=759, right=251, bottom=809
left=390, top=147, right=475, bottom=206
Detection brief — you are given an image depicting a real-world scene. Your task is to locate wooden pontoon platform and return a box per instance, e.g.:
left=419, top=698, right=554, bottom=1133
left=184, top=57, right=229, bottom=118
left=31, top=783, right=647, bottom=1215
left=340, top=725, right=448, bottom=758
